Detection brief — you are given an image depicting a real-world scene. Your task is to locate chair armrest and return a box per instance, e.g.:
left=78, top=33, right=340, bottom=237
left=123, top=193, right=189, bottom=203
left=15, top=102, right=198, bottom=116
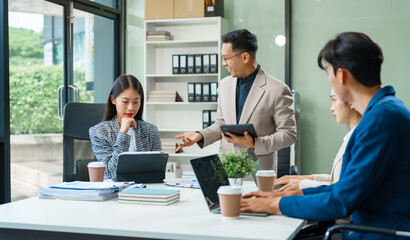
left=323, top=223, right=399, bottom=240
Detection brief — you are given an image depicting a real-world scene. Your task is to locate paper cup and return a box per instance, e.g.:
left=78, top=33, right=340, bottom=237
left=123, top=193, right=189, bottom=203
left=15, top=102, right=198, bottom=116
left=87, top=162, right=105, bottom=182
left=217, top=186, right=242, bottom=218
left=256, top=170, right=276, bottom=192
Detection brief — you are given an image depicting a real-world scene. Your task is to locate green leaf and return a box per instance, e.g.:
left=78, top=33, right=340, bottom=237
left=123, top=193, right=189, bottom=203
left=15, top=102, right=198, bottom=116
left=220, top=148, right=258, bottom=178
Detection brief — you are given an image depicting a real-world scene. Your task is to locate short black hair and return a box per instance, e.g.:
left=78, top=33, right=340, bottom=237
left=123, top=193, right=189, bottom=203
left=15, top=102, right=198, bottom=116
left=318, top=32, right=384, bottom=87
left=222, top=29, right=258, bottom=58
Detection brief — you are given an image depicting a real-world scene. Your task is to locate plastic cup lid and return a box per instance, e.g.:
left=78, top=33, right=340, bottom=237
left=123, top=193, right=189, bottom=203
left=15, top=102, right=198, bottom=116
left=217, top=186, right=242, bottom=195
left=256, top=170, right=276, bottom=177
left=87, top=162, right=105, bottom=168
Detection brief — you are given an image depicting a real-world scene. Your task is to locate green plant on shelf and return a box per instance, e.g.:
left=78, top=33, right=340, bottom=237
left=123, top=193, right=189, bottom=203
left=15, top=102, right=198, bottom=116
left=220, top=149, right=257, bottom=179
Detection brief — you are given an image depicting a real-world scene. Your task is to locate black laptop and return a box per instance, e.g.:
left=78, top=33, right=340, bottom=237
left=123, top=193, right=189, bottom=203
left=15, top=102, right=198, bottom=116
left=116, top=151, right=168, bottom=183
left=190, top=154, right=268, bottom=217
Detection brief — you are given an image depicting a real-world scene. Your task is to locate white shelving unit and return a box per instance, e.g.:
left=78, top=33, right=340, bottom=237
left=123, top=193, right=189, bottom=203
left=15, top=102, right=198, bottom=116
left=144, top=17, right=228, bottom=168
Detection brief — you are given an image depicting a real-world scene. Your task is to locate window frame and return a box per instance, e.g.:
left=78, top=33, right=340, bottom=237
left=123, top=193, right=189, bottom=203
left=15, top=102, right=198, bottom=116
left=0, top=0, right=11, bottom=204
left=1, top=0, right=124, bottom=204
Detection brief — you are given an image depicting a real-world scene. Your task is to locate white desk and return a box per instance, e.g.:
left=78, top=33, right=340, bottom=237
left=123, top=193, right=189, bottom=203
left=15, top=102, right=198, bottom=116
left=0, top=182, right=305, bottom=240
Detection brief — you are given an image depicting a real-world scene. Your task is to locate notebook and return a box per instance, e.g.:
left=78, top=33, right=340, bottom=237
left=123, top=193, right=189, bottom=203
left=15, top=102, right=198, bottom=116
left=190, top=154, right=268, bottom=217
left=118, top=187, right=180, bottom=205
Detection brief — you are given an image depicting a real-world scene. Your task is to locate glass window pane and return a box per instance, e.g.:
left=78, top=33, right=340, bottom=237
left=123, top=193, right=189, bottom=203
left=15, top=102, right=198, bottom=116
left=8, top=0, right=64, bottom=201
left=73, top=9, right=115, bottom=104
left=90, top=0, right=118, bottom=9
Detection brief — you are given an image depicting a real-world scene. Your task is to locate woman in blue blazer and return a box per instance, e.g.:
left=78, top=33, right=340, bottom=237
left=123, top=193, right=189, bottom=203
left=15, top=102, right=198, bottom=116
left=89, top=75, right=161, bottom=180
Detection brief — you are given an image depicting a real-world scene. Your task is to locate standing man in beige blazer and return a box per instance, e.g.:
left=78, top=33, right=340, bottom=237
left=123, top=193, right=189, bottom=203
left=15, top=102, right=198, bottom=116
left=175, top=29, right=296, bottom=172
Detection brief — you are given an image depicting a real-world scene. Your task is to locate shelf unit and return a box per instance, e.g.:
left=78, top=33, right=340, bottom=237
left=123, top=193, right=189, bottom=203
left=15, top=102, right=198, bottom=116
left=144, top=17, right=228, bottom=168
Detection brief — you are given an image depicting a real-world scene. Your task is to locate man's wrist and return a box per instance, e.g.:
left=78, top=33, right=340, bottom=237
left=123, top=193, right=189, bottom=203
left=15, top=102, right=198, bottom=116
left=272, top=197, right=282, bottom=213
left=194, top=131, right=204, bottom=141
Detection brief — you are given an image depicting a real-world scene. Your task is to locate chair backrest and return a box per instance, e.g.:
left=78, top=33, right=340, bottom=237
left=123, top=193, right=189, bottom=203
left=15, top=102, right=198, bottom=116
left=63, top=102, right=106, bottom=182
left=76, top=159, right=97, bottom=181
left=277, top=90, right=300, bottom=178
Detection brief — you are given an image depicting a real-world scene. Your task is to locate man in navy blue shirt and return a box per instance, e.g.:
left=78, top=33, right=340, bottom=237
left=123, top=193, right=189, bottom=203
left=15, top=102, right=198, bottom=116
left=241, top=32, right=410, bottom=240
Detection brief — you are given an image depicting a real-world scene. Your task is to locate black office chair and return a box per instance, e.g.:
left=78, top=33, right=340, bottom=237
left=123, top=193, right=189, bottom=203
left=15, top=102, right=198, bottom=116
left=324, top=223, right=410, bottom=240
left=277, top=90, right=300, bottom=178
left=76, top=159, right=97, bottom=181
left=289, top=165, right=299, bottom=175
left=63, top=102, right=106, bottom=182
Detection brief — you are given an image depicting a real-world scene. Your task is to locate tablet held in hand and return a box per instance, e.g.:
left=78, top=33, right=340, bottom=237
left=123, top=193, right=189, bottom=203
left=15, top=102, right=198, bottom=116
left=220, top=124, right=257, bottom=138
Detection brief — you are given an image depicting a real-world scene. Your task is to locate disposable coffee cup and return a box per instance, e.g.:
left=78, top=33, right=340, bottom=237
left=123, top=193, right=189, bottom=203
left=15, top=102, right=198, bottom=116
left=256, top=170, right=276, bottom=192
left=217, top=186, right=242, bottom=218
left=87, top=162, right=105, bottom=182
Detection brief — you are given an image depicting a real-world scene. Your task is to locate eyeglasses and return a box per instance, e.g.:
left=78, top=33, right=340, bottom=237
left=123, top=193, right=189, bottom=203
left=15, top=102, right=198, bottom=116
left=222, top=52, right=244, bottom=63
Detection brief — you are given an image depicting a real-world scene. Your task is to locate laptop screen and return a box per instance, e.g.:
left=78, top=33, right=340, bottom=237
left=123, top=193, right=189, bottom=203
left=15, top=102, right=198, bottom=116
left=190, top=154, right=229, bottom=211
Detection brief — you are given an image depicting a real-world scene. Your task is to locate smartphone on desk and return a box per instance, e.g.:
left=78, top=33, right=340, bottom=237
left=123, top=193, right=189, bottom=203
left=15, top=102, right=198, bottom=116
left=220, top=124, right=257, bottom=138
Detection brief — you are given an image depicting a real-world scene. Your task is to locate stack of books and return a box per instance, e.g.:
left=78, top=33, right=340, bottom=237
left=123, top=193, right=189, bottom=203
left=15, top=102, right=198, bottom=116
left=147, top=90, right=183, bottom=102
left=146, top=31, right=171, bottom=41
left=118, top=187, right=180, bottom=205
left=38, top=181, right=132, bottom=201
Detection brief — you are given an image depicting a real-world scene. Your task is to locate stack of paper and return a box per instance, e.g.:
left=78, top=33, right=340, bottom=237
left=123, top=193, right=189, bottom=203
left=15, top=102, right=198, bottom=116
left=146, top=31, right=171, bottom=41
left=38, top=181, right=133, bottom=201
left=161, top=141, right=183, bottom=154
left=118, top=187, right=180, bottom=206
left=147, top=90, right=183, bottom=102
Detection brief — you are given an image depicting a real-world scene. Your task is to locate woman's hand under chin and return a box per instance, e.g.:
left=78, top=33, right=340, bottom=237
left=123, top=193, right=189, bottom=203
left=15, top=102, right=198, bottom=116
left=120, top=117, right=136, bottom=133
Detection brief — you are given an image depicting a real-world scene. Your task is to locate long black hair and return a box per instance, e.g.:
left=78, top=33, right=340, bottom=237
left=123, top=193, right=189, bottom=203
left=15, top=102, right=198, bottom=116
left=102, top=75, right=144, bottom=122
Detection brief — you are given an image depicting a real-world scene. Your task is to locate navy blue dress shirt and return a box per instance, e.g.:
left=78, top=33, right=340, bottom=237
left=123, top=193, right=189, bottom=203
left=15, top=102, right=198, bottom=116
left=236, top=65, right=260, bottom=123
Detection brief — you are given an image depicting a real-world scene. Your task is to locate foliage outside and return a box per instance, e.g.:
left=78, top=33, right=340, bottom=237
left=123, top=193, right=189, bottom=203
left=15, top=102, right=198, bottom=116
left=9, top=27, right=92, bottom=134
left=220, top=149, right=257, bottom=178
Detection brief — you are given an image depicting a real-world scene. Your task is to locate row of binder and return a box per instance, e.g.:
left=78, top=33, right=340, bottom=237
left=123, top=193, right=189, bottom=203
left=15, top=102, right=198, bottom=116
left=173, top=54, right=218, bottom=74
left=188, top=82, right=218, bottom=102
left=203, top=110, right=217, bottom=128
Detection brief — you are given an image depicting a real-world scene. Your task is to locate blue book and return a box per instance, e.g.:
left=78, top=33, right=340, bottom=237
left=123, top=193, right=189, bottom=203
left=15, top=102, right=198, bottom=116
left=119, top=188, right=180, bottom=199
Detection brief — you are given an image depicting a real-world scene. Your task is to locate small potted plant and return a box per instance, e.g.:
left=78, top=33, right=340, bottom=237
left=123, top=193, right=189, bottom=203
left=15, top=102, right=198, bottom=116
left=220, top=149, right=257, bottom=186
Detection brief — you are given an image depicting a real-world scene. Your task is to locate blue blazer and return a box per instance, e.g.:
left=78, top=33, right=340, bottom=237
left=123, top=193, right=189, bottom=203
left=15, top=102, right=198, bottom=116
left=89, top=118, right=161, bottom=179
left=280, top=86, right=410, bottom=240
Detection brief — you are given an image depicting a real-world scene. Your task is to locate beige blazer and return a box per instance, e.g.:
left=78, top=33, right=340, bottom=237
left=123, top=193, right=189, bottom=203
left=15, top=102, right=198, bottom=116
left=299, top=126, right=357, bottom=189
left=198, top=67, right=297, bottom=172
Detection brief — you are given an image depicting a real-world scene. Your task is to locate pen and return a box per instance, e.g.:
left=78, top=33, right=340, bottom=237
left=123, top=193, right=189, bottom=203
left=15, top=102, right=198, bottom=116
left=176, top=183, right=192, bottom=188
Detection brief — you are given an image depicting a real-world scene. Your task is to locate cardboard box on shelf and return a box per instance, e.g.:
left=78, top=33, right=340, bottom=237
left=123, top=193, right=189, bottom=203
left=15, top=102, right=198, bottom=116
left=145, top=0, right=174, bottom=20
left=174, top=0, right=204, bottom=19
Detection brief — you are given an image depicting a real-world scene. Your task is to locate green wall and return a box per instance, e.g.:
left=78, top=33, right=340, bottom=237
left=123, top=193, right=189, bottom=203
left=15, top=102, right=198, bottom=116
left=126, top=0, right=145, bottom=83
left=223, top=0, right=285, bottom=81
left=292, top=0, right=410, bottom=174
left=126, top=0, right=410, bottom=175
